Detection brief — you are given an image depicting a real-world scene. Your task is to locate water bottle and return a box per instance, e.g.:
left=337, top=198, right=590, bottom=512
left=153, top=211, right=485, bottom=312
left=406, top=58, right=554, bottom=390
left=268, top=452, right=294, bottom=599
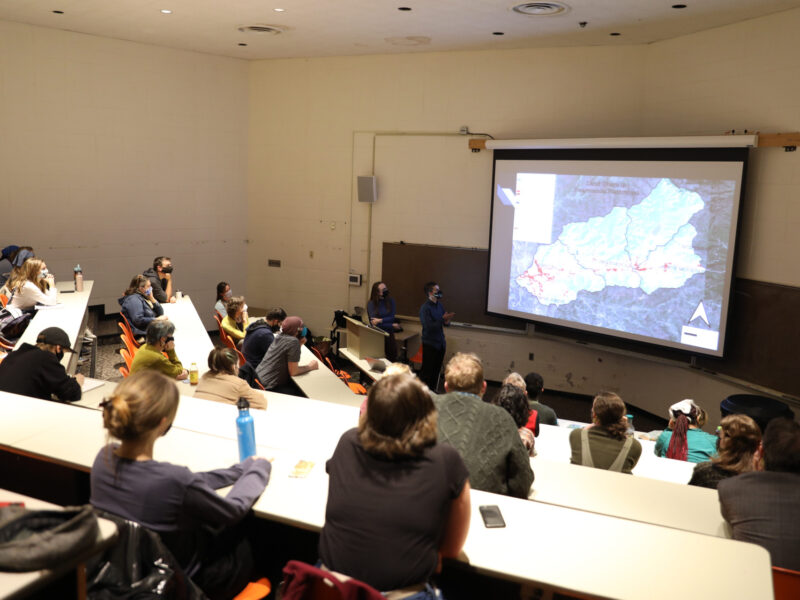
left=73, top=264, right=84, bottom=292
left=236, top=397, right=256, bottom=461
left=626, top=414, right=635, bottom=437
left=189, top=362, right=199, bottom=385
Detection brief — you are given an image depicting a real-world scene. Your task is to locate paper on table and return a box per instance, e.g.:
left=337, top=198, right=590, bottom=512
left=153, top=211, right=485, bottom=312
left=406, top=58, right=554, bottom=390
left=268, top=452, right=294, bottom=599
left=34, top=304, right=65, bottom=310
left=81, top=378, right=109, bottom=392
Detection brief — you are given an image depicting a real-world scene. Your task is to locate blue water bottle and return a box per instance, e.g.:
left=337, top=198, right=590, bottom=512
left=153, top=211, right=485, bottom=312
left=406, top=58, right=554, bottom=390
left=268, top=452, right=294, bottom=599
left=236, top=397, right=256, bottom=461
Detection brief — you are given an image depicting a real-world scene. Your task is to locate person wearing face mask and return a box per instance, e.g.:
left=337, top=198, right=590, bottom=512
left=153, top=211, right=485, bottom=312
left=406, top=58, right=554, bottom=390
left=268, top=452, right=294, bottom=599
left=119, top=274, right=167, bottom=339
left=129, top=320, right=189, bottom=380
left=418, top=281, right=454, bottom=392
left=367, top=281, right=400, bottom=361
left=242, top=307, right=286, bottom=369
left=255, top=316, right=318, bottom=395
left=142, top=256, right=176, bottom=304
left=5, top=258, right=57, bottom=310
left=214, top=281, right=232, bottom=318
left=0, top=327, right=83, bottom=402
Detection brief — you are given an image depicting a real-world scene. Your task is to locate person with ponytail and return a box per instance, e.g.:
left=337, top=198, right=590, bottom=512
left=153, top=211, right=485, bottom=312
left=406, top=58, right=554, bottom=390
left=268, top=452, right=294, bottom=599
left=654, top=399, right=718, bottom=463
left=688, top=413, right=761, bottom=489
left=90, top=371, right=272, bottom=599
left=569, top=392, right=642, bottom=474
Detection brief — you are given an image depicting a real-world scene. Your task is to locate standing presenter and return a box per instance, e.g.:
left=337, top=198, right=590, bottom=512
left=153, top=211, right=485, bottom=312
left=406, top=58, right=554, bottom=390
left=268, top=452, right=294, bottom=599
left=367, top=281, right=400, bottom=361
left=419, top=281, right=454, bottom=392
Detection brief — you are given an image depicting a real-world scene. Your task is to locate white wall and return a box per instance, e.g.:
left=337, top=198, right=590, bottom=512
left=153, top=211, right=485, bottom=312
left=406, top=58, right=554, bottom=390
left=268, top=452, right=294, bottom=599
left=0, top=20, right=249, bottom=325
left=248, top=10, right=800, bottom=420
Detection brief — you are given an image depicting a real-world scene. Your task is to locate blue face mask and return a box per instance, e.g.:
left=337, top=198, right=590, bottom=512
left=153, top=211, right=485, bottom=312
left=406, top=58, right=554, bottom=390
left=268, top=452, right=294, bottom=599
left=40, top=269, right=49, bottom=279
left=142, top=287, right=152, bottom=296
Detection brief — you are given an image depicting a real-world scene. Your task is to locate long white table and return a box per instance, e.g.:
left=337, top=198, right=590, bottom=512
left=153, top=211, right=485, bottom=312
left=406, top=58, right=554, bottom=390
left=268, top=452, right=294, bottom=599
left=160, top=295, right=215, bottom=377
left=0, top=390, right=774, bottom=599
left=292, top=344, right=364, bottom=407
left=0, top=489, right=118, bottom=600
left=14, top=280, right=93, bottom=374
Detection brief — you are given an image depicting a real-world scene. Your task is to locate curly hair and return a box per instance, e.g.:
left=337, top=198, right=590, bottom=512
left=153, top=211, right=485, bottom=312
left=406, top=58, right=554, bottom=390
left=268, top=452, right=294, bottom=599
left=359, top=373, right=437, bottom=459
left=491, top=383, right=531, bottom=428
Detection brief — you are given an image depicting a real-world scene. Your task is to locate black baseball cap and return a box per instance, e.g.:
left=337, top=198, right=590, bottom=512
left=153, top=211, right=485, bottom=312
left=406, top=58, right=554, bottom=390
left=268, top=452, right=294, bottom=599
left=36, top=327, right=75, bottom=352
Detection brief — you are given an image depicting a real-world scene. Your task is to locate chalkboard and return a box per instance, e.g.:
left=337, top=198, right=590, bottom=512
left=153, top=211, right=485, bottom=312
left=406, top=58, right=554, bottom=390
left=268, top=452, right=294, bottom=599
left=381, top=242, right=525, bottom=331
left=382, top=242, right=799, bottom=397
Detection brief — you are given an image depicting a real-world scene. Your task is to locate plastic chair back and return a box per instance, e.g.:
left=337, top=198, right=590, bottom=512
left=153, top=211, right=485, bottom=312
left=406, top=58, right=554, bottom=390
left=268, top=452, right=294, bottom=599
left=236, top=348, right=246, bottom=367
left=233, top=578, right=271, bottom=600
left=410, top=345, right=423, bottom=365
left=0, top=293, right=7, bottom=308
left=118, top=318, right=139, bottom=348
left=120, top=348, right=133, bottom=370
left=119, top=366, right=129, bottom=378
left=119, top=334, right=138, bottom=357
left=773, top=566, right=800, bottom=600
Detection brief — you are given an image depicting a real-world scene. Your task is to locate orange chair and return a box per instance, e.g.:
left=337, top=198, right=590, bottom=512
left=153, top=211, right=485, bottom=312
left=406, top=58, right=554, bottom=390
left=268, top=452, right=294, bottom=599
left=0, top=293, right=8, bottom=308
left=0, top=351, right=6, bottom=364
left=233, top=578, right=271, bottom=600
left=219, top=325, right=237, bottom=351
left=409, top=344, right=423, bottom=368
left=0, top=336, right=13, bottom=351
left=213, top=313, right=223, bottom=327
left=773, top=566, right=800, bottom=600
left=119, top=365, right=129, bottom=378
left=119, top=334, right=138, bottom=358
left=235, top=347, right=246, bottom=367
left=120, top=348, right=134, bottom=370
left=254, top=377, right=266, bottom=391
left=118, top=319, right=140, bottom=349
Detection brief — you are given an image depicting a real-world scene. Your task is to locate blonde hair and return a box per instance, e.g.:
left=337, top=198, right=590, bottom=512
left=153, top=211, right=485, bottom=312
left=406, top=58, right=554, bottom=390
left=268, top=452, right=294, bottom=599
left=384, top=362, right=412, bottom=377
left=444, top=352, right=484, bottom=395
left=7, top=258, right=48, bottom=294
left=502, top=372, right=526, bottom=390
left=102, top=371, right=179, bottom=441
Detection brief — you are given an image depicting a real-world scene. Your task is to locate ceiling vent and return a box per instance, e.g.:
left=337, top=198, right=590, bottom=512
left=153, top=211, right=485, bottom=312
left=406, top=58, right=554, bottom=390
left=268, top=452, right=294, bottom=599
left=512, top=2, right=570, bottom=16
left=237, top=24, right=286, bottom=35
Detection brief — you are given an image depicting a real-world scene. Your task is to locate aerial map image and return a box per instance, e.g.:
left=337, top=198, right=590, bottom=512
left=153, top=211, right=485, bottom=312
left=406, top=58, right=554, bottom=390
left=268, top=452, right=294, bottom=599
left=502, top=174, right=737, bottom=350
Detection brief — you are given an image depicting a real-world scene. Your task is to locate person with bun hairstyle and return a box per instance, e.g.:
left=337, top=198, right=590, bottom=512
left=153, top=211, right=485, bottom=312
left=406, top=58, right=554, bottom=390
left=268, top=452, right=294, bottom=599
left=654, top=399, right=717, bottom=463
left=569, top=392, right=642, bottom=474
left=194, top=347, right=266, bottom=409
left=319, top=373, right=470, bottom=596
left=90, top=371, right=272, bottom=599
left=688, top=413, right=761, bottom=489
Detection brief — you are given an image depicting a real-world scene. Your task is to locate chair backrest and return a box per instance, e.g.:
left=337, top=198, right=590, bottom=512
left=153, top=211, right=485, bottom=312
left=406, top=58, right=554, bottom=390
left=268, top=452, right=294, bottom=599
left=0, top=293, right=8, bottom=308
left=119, top=365, right=129, bottom=378
left=219, top=327, right=237, bottom=351
left=120, top=348, right=133, bottom=370
left=774, top=566, right=800, bottom=600
left=118, top=318, right=139, bottom=348
left=119, top=333, right=138, bottom=357
left=213, top=313, right=223, bottom=326
left=279, top=561, right=384, bottom=600
left=253, top=377, right=265, bottom=391
left=236, top=347, right=246, bottom=367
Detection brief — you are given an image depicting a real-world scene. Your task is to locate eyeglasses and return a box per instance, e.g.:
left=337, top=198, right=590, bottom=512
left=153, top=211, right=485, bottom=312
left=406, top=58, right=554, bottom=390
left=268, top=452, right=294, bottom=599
left=165, top=336, right=175, bottom=343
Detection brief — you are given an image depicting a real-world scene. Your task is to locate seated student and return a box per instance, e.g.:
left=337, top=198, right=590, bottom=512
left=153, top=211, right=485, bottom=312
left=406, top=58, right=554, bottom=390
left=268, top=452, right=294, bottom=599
left=255, top=316, right=318, bottom=395
left=319, top=373, right=470, bottom=596
left=194, top=347, right=266, bottom=410
left=502, top=372, right=538, bottom=436
left=119, top=275, right=166, bottom=339
left=0, top=327, right=83, bottom=402
left=569, top=392, right=642, bottom=474
left=4, top=258, right=56, bottom=310
left=142, top=256, right=175, bottom=304
left=214, top=281, right=231, bottom=318
left=242, top=307, right=286, bottom=369
left=220, top=296, right=249, bottom=347
left=0, top=246, right=35, bottom=288
left=654, top=399, right=717, bottom=463
left=434, top=352, right=534, bottom=498
left=525, top=372, right=558, bottom=426
left=91, top=371, right=272, bottom=599
left=130, top=320, right=188, bottom=380
left=491, top=383, right=535, bottom=457
left=689, top=414, right=761, bottom=489
left=718, top=417, right=800, bottom=571
left=367, top=281, right=399, bottom=361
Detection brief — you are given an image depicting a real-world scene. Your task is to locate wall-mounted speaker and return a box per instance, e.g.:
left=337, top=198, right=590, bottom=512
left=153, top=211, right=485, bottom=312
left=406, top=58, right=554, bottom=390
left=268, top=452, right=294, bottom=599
left=357, top=176, right=377, bottom=203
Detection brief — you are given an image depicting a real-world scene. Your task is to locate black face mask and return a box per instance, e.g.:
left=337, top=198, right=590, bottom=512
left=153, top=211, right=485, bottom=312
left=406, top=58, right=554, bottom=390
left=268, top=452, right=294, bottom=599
left=381, top=289, right=390, bottom=298
left=56, top=350, right=64, bottom=361
left=270, top=323, right=281, bottom=333
left=433, top=291, right=443, bottom=299
left=161, top=266, right=173, bottom=274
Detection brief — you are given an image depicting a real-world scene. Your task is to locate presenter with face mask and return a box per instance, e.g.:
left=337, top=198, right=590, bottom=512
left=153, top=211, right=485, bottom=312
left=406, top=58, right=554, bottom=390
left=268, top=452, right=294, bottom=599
left=368, top=281, right=400, bottom=361
left=419, top=281, right=454, bottom=392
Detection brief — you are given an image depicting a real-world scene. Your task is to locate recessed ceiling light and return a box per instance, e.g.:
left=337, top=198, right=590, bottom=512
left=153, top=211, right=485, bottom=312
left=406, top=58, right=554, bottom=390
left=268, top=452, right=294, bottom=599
left=52, top=10, right=64, bottom=14
left=512, top=2, right=569, bottom=16
left=398, top=7, right=412, bottom=11
left=609, top=32, right=621, bottom=36
left=672, top=4, right=687, bottom=8
left=274, top=8, right=285, bottom=12
left=160, top=9, right=172, bottom=14
left=493, top=32, right=505, bottom=36
left=237, top=24, right=287, bottom=35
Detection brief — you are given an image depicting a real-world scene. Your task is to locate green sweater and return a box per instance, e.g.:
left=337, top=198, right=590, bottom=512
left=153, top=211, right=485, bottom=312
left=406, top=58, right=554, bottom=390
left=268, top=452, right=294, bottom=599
left=434, top=391, right=534, bottom=498
left=569, top=426, right=642, bottom=474
left=129, top=343, right=184, bottom=379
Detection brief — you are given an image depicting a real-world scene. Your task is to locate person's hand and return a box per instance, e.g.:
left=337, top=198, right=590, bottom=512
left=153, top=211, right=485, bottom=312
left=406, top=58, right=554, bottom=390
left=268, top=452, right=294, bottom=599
left=155, top=315, right=168, bottom=321
left=75, top=373, right=85, bottom=387
left=169, top=296, right=177, bottom=303
left=177, top=369, right=189, bottom=380
left=163, top=272, right=172, bottom=281
left=165, top=339, right=176, bottom=352
left=443, top=311, right=455, bottom=323
left=308, top=359, right=319, bottom=371
left=392, top=322, right=401, bottom=330
left=370, top=318, right=380, bottom=326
